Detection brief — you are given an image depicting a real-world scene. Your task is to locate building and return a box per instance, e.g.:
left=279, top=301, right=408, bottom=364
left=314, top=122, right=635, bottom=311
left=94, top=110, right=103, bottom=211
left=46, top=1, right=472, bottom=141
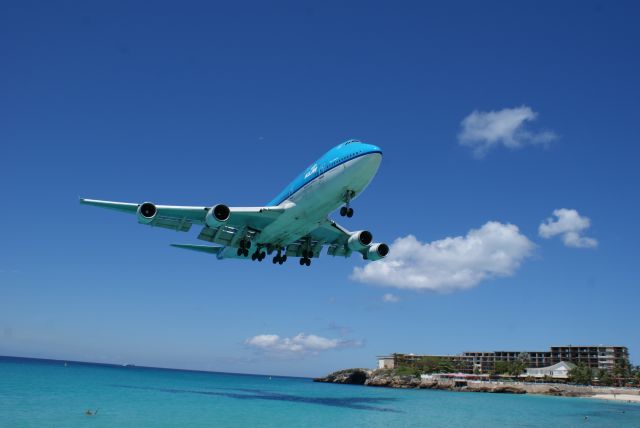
left=377, top=355, right=395, bottom=369
left=549, top=346, right=629, bottom=372
left=460, top=351, right=552, bottom=373
left=523, top=361, right=576, bottom=379
left=380, top=345, right=629, bottom=374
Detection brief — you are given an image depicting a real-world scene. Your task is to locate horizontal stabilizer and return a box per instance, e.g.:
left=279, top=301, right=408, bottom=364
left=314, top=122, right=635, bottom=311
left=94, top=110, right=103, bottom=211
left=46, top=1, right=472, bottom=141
left=171, top=244, right=223, bottom=255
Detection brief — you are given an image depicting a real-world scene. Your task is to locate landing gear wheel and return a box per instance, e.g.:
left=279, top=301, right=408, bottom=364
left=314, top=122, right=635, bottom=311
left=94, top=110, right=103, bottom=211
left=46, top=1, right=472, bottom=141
left=346, top=207, right=354, bottom=218
left=237, top=248, right=243, bottom=256
left=273, top=249, right=287, bottom=265
left=251, top=252, right=257, bottom=261
left=299, top=256, right=312, bottom=266
left=340, top=206, right=347, bottom=217
left=243, top=249, right=249, bottom=257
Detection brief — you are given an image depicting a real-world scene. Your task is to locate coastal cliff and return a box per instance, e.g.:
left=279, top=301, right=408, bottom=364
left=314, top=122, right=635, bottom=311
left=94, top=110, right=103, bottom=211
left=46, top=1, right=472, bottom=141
left=314, top=369, right=640, bottom=399
left=313, top=368, right=371, bottom=385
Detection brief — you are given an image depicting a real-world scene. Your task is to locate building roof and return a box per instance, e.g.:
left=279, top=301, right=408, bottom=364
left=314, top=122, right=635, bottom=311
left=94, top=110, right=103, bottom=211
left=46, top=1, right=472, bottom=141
left=527, top=361, right=576, bottom=371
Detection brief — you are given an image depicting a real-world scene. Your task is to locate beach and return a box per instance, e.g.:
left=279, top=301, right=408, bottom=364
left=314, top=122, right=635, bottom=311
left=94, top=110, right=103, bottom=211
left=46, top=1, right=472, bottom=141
left=591, top=394, right=640, bottom=403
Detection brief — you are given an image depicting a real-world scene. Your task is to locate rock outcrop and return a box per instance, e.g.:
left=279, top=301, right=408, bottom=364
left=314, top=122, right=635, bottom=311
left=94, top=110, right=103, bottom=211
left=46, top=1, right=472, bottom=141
left=313, top=368, right=371, bottom=385
left=314, top=368, right=640, bottom=398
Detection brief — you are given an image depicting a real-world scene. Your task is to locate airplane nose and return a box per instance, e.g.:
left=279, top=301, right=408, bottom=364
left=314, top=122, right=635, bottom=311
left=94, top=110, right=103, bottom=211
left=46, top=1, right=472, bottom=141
left=366, top=144, right=382, bottom=155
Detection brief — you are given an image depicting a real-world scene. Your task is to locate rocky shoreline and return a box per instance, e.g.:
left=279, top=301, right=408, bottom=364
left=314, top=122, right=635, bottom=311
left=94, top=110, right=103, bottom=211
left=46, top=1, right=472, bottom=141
left=314, top=369, right=640, bottom=399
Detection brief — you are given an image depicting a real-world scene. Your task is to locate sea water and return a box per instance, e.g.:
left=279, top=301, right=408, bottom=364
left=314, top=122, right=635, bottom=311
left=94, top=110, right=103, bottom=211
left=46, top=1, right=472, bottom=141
left=1, top=357, right=638, bottom=427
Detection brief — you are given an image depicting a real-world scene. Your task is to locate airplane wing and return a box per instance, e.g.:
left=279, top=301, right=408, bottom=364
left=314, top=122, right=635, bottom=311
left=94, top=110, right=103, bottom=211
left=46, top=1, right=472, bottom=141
left=80, top=199, right=388, bottom=261
left=79, top=198, right=285, bottom=235
left=285, top=219, right=375, bottom=259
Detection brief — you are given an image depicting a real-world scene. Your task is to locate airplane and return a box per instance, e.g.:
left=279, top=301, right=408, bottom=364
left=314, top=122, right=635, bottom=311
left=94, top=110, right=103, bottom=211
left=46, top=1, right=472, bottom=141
left=80, top=139, right=389, bottom=267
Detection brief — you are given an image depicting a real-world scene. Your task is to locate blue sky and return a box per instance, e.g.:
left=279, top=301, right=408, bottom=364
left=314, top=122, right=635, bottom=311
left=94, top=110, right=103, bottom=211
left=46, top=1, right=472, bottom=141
left=1, top=1, right=639, bottom=377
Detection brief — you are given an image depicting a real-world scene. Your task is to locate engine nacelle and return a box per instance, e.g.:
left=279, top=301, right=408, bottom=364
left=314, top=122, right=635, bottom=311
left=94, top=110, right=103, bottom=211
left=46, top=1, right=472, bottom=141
left=205, top=204, right=231, bottom=227
left=366, top=243, right=389, bottom=261
left=137, top=202, right=157, bottom=224
left=347, top=230, right=373, bottom=251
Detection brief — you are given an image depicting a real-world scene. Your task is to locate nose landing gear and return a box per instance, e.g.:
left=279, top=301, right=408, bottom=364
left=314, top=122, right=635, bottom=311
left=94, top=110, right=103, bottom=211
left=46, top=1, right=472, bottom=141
left=339, top=190, right=356, bottom=218
left=339, top=206, right=354, bottom=218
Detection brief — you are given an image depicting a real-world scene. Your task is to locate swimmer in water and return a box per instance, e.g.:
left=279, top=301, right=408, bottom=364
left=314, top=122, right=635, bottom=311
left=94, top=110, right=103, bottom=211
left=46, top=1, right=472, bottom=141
left=85, top=409, right=98, bottom=416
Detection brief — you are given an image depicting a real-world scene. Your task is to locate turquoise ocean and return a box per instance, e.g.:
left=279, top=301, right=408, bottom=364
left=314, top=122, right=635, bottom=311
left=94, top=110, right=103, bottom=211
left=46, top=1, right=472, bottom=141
left=1, top=357, right=638, bottom=427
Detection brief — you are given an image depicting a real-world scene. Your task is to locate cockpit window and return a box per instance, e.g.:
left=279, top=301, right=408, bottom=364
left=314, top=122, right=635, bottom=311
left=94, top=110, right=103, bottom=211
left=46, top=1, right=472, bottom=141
left=343, top=139, right=361, bottom=145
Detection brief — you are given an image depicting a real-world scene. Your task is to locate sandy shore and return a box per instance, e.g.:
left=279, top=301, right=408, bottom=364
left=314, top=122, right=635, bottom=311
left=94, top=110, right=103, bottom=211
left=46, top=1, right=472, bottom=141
left=590, top=394, right=640, bottom=403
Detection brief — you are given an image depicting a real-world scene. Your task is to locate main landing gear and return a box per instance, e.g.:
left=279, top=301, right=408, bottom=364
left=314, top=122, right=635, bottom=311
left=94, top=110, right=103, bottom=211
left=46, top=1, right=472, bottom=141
left=251, top=248, right=266, bottom=262
left=236, top=239, right=251, bottom=257
left=339, top=190, right=355, bottom=218
left=299, top=250, right=312, bottom=266
left=272, top=248, right=287, bottom=265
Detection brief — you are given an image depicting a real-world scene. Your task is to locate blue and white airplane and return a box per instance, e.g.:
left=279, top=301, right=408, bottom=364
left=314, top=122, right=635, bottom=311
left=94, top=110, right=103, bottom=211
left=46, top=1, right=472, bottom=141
left=81, top=139, right=388, bottom=266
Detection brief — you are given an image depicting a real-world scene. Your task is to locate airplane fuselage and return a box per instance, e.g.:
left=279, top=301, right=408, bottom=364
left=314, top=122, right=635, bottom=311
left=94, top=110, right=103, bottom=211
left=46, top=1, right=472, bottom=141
left=218, top=140, right=382, bottom=258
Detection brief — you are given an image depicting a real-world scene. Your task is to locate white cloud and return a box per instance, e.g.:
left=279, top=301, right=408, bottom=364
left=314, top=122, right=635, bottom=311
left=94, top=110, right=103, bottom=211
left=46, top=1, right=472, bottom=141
left=458, top=106, right=557, bottom=156
left=538, top=209, right=598, bottom=248
left=382, top=293, right=400, bottom=303
left=351, top=222, right=535, bottom=292
left=244, top=333, right=361, bottom=356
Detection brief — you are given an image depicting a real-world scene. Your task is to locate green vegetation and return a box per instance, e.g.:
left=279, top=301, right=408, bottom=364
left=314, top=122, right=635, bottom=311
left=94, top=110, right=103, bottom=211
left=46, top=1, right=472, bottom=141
left=569, top=364, right=593, bottom=385
left=492, top=361, right=526, bottom=376
left=394, top=366, right=420, bottom=377
left=613, top=359, right=633, bottom=379
left=405, top=356, right=461, bottom=374
left=331, top=368, right=369, bottom=376
left=596, top=369, right=613, bottom=386
left=568, top=363, right=640, bottom=386
left=394, top=355, right=464, bottom=377
left=492, top=354, right=530, bottom=376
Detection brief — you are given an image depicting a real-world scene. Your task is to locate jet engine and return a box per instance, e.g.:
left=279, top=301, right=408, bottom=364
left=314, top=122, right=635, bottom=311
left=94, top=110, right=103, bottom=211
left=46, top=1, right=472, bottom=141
left=137, top=202, right=157, bottom=224
left=366, top=243, right=389, bottom=261
left=205, top=204, right=231, bottom=227
left=347, top=230, right=373, bottom=251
